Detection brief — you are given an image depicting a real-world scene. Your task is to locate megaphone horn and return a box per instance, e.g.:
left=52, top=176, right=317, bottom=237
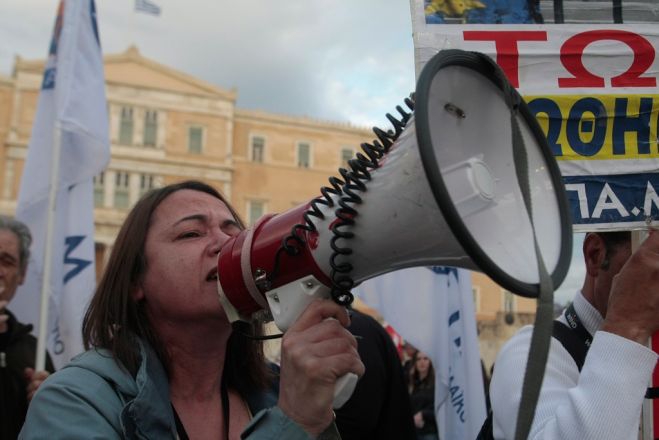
left=218, top=49, right=571, bottom=328
left=216, top=49, right=573, bottom=407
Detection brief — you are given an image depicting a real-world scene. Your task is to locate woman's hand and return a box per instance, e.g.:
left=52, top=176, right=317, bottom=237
left=277, top=299, right=365, bottom=437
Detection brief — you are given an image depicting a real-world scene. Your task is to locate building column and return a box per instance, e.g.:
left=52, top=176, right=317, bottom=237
left=3, top=159, right=14, bottom=200
left=134, top=108, right=144, bottom=147
left=108, top=104, right=119, bottom=145
left=225, top=118, right=233, bottom=166
left=104, top=169, right=115, bottom=208
left=129, top=172, right=140, bottom=206
left=157, top=111, right=166, bottom=150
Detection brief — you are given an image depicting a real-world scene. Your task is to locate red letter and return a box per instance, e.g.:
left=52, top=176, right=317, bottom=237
left=559, top=30, right=656, bottom=88
left=463, top=31, right=547, bottom=87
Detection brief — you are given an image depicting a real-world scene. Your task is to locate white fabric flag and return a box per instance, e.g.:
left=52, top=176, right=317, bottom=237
left=12, top=0, right=110, bottom=369
left=355, top=266, right=487, bottom=440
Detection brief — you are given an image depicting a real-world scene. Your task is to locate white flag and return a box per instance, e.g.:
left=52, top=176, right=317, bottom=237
left=355, top=266, right=487, bottom=440
left=12, top=0, right=110, bottom=369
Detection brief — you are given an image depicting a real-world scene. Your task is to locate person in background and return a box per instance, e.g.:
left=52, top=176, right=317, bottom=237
left=335, top=308, right=416, bottom=439
left=401, top=341, right=418, bottom=389
left=489, top=231, right=659, bottom=439
left=20, top=180, right=363, bottom=439
left=409, top=350, right=438, bottom=440
left=0, top=215, right=54, bottom=439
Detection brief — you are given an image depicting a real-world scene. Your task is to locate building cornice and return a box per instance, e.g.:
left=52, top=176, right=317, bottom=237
left=235, top=108, right=372, bottom=136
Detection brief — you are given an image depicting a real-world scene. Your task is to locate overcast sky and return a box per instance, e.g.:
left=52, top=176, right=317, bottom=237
left=0, top=0, right=582, bottom=304
left=0, top=0, right=417, bottom=129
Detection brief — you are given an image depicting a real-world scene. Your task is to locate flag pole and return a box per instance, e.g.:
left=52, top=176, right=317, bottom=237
left=35, top=120, right=63, bottom=371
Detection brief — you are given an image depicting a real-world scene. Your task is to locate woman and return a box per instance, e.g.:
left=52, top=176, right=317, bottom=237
left=409, top=351, right=438, bottom=440
left=21, top=180, right=363, bottom=439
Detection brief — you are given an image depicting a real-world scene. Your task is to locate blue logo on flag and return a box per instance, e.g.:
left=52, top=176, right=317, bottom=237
left=63, top=235, right=91, bottom=284
left=41, top=1, right=64, bottom=90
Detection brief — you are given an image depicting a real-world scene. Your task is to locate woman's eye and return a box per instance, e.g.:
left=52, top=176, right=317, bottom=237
left=178, top=231, right=201, bottom=239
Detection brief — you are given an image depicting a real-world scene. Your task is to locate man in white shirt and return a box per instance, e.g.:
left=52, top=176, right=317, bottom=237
left=489, top=231, right=659, bottom=439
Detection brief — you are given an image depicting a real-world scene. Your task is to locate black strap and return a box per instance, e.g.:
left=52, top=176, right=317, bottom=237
left=551, top=303, right=592, bottom=372
left=646, top=387, right=659, bottom=399
left=172, top=376, right=231, bottom=440
left=551, top=321, right=588, bottom=371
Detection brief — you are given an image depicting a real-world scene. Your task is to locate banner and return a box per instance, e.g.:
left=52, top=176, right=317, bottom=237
left=12, top=0, right=110, bottom=369
left=410, top=0, right=659, bottom=232
left=355, top=267, right=487, bottom=440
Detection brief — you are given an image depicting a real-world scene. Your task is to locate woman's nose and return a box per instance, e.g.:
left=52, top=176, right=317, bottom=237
left=210, top=229, right=232, bottom=254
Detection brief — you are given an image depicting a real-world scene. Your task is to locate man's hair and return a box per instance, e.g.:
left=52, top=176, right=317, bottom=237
left=0, top=215, right=32, bottom=273
left=82, top=180, right=271, bottom=394
left=595, top=231, right=631, bottom=270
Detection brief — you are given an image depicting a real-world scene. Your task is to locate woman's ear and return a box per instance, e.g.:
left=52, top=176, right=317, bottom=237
left=583, top=233, right=607, bottom=277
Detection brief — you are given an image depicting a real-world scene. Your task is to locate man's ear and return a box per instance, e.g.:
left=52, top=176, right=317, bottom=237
left=583, top=233, right=607, bottom=277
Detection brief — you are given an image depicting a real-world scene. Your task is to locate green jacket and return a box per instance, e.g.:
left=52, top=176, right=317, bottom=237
left=19, top=339, right=315, bottom=439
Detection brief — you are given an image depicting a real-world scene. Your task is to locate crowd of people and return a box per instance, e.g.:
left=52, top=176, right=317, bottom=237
left=2, top=179, right=658, bottom=439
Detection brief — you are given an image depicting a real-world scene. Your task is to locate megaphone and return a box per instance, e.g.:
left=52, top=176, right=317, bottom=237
left=216, top=49, right=572, bottom=407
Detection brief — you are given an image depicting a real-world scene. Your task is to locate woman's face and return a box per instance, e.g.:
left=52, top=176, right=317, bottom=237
left=135, top=189, right=242, bottom=326
left=415, top=352, right=431, bottom=378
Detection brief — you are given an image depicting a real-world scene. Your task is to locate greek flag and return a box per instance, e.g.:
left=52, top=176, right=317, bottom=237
left=12, top=0, right=110, bottom=369
left=355, top=267, right=487, bottom=440
left=135, top=0, right=161, bottom=16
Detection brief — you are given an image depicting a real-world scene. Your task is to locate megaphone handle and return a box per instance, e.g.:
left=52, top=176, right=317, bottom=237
left=333, top=372, right=358, bottom=409
left=264, top=277, right=359, bottom=407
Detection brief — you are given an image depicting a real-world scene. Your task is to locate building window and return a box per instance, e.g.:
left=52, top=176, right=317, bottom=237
left=247, top=200, right=265, bottom=225
left=114, top=172, right=130, bottom=209
left=143, top=110, right=157, bottom=147
left=93, top=172, right=104, bottom=207
left=139, top=173, right=156, bottom=197
left=251, top=136, right=265, bottom=163
left=119, top=106, right=134, bottom=145
left=297, top=142, right=311, bottom=168
left=188, top=126, right=204, bottom=154
left=340, top=147, right=354, bottom=168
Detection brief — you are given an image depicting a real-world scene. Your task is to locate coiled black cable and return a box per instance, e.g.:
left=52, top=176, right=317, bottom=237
left=328, top=98, right=414, bottom=305
left=267, top=96, right=415, bottom=307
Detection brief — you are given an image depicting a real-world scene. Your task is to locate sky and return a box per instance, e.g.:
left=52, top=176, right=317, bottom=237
left=0, top=0, right=417, bottom=129
left=0, top=0, right=584, bottom=304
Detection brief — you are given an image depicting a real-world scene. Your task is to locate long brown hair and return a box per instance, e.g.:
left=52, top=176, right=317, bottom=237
left=82, top=180, right=271, bottom=395
left=410, top=350, right=435, bottom=393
